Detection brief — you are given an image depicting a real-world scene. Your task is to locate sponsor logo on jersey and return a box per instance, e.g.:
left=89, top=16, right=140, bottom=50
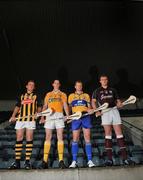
left=21, top=99, right=34, bottom=105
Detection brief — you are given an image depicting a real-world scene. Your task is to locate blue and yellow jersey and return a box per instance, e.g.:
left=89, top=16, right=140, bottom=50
left=68, top=92, right=90, bottom=113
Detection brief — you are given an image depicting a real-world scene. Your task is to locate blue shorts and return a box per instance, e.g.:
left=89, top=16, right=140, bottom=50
left=71, top=115, right=92, bottom=130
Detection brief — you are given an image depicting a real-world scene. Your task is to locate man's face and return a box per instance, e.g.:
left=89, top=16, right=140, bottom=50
left=26, top=82, right=35, bottom=92
left=75, top=82, right=83, bottom=91
left=52, top=80, right=60, bottom=90
left=100, top=76, right=108, bottom=87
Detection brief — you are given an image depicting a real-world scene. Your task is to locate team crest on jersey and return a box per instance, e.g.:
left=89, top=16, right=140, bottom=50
left=105, top=90, right=108, bottom=94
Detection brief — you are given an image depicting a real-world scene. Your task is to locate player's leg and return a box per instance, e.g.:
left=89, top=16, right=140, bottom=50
left=69, top=119, right=82, bottom=168
left=9, top=122, right=25, bottom=169
left=112, top=109, right=134, bottom=165
left=83, top=128, right=95, bottom=167
left=69, top=129, right=80, bottom=168
left=54, top=114, right=66, bottom=169
left=40, top=128, right=53, bottom=169
left=24, top=128, right=34, bottom=169
left=82, top=116, right=95, bottom=167
left=113, top=125, right=127, bottom=159
left=103, top=125, right=113, bottom=166
left=56, top=128, right=66, bottom=168
left=113, top=124, right=134, bottom=165
left=101, top=111, right=113, bottom=166
left=39, top=117, right=54, bottom=169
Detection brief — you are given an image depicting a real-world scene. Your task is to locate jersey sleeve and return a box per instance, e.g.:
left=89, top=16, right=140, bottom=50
left=85, top=94, right=91, bottom=104
left=92, top=90, right=97, bottom=100
left=61, top=93, right=67, bottom=103
left=85, top=94, right=91, bottom=108
left=37, top=95, right=42, bottom=108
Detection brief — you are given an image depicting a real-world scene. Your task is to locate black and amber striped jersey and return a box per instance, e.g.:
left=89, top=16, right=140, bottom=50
left=16, top=92, right=41, bottom=121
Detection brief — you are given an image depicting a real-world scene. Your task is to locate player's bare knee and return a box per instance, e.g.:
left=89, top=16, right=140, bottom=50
left=16, top=134, right=23, bottom=141
left=104, top=128, right=112, bottom=136
left=57, top=134, right=63, bottom=141
left=84, top=133, right=91, bottom=143
left=26, top=135, right=33, bottom=141
left=45, top=133, right=52, bottom=141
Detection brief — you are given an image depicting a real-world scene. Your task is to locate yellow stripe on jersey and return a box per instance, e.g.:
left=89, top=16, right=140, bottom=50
left=17, top=92, right=39, bottom=122
left=68, top=93, right=90, bottom=113
left=22, top=95, right=27, bottom=121
left=44, top=91, right=67, bottom=113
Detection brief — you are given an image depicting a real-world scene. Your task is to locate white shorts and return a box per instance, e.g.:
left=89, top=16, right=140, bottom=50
left=101, top=108, right=122, bottom=125
left=44, top=112, right=65, bottom=130
left=15, top=121, right=36, bottom=130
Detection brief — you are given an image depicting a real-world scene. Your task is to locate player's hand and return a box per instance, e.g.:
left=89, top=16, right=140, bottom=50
left=64, top=115, right=70, bottom=121
left=9, top=116, right=16, bottom=123
left=95, top=111, right=102, bottom=117
left=39, top=116, right=45, bottom=124
left=87, top=109, right=94, bottom=115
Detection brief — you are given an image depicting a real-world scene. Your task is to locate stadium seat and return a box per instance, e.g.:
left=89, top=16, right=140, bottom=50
left=0, top=111, right=143, bottom=170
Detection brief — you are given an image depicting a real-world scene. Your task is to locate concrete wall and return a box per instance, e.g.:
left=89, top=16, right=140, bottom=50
left=0, top=101, right=16, bottom=111
left=0, top=167, right=143, bottom=180
left=122, top=117, right=143, bottom=147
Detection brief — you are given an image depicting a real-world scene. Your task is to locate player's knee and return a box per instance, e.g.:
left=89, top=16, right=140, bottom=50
left=16, top=135, right=23, bottom=141
left=57, top=135, right=63, bottom=141
left=26, top=136, right=33, bottom=142
left=73, top=136, right=79, bottom=142
left=57, top=132, right=63, bottom=141
left=104, top=130, right=112, bottom=137
left=84, top=134, right=91, bottom=143
left=45, top=133, right=52, bottom=141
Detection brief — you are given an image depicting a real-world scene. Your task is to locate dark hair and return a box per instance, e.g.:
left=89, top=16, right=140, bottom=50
left=52, top=79, right=61, bottom=84
left=75, top=80, right=83, bottom=85
left=26, top=80, right=35, bottom=85
left=99, top=74, right=109, bottom=80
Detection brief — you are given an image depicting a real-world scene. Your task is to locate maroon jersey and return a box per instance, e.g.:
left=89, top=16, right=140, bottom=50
left=92, top=87, right=119, bottom=108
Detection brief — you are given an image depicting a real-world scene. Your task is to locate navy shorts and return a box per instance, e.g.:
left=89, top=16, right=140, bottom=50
left=71, top=115, right=92, bottom=130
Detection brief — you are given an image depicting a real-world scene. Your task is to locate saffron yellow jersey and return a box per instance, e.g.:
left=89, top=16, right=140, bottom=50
left=44, top=90, right=67, bottom=113
left=68, top=92, right=90, bottom=113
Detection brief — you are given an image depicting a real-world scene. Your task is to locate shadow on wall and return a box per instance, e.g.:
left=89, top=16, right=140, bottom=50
left=114, top=68, right=140, bottom=98
left=55, top=66, right=143, bottom=98
left=85, top=65, right=100, bottom=95
left=57, top=66, right=73, bottom=94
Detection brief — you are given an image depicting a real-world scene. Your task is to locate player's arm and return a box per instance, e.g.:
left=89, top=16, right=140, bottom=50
left=67, top=94, right=73, bottom=115
left=39, top=94, right=48, bottom=124
left=63, top=93, right=69, bottom=116
left=9, top=96, right=21, bottom=122
left=34, top=96, right=42, bottom=120
left=63, top=102, right=69, bottom=116
left=91, top=90, right=102, bottom=116
left=10, top=106, right=20, bottom=122
left=86, top=94, right=94, bottom=114
left=91, top=91, right=97, bottom=109
left=114, top=89, right=123, bottom=108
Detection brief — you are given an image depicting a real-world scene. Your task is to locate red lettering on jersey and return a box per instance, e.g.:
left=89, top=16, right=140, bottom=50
left=21, top=99, right=33, bottom=105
